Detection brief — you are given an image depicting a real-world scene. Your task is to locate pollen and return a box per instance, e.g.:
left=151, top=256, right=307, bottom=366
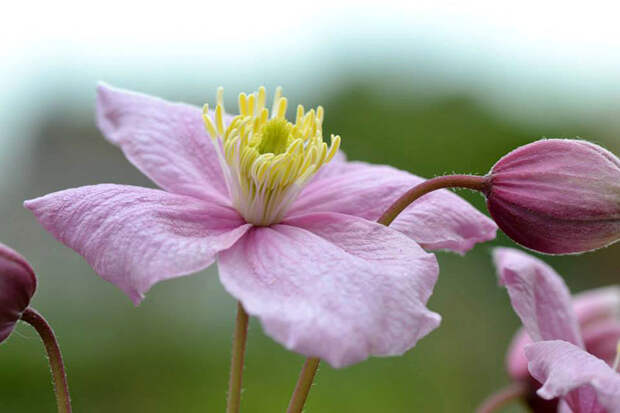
left=202, top=86, right=341, bottom=226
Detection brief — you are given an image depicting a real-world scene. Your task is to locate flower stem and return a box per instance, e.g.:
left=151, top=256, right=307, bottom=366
left=227, top=301, right=249, bottom=413
left=475, top=382, right=527, bottom=413
left=377, top=174, right=489, bottom=226
left=286, top=357, right=320, bottom=413
left=20, top=307, right=72, bottom=413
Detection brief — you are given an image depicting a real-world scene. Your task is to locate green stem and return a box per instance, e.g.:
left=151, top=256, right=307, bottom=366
left=227, top=301, right=249, bottom=413
left=475, top=382, right=527, bottom=413
left=20, top=307, right=72, bottom=413
left=286, top=357, right=320, bottom=413
left=377, top=174, right=489, bottom=226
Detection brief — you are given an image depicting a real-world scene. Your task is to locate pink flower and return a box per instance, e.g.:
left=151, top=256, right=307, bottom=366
left=494, top=248, right=620, bottom=412
left=0, top=243, right=37, bottom=343
left=485, top=139, right=620, bottom=254
left=25, top=84, right=496, bottom=367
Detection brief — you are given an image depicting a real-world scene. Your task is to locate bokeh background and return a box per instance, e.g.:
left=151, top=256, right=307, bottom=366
left=1, top=2, right=618, bottom=412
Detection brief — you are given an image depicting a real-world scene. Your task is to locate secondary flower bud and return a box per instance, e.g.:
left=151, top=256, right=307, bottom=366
left=485, top=139, right=620, bottom=254
left=0, top=243, right=37, bottom=343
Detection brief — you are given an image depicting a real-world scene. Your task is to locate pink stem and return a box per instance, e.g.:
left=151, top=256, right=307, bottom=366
left=476, top=382, right=527, bottom=413
left=377, top=174, right=489, bottom=226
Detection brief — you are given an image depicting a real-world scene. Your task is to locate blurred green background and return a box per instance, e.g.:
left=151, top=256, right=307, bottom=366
left=1, top=2, right=619, bottom=412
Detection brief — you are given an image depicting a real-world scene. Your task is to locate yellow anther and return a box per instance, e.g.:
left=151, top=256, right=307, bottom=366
left=202, top=104, right=218, bottom=138
left=276, top=97, right=288, bottom=119
left=215, top=104, right=225, bottom=135
left=217, top=87, right=225, bottom=112
left=317, top=106, right=324, bottom=124
left=272, top=86, right=282, bottom=113
left=327, top=135, right=341, bottom=161
left=259, top=108, right=269, bottom=125
left=296, top=105, right=304, bottom=125
left=247, top=94, right=256, bottom=117
left=239, top=93, right=248, bottom=116
left=257, top=87, right=266, bottom=113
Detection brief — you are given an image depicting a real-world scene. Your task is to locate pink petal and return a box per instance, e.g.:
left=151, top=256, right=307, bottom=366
left=290, top=161, right=497, bottom=254
left=574, top=286, right=620, bottom=328
left=25, top=185, right=250, bottom=304
left=217, top=212, right=440, bottom=368
left=582, top=321, right=620, bottom=365
left=506, top=328, right=533, bottom=381
left=525, top=340, right=620, bottom=413
left=96, top=83, right=230, bottom=203
left=506, top=286, right=620, bottom=381
left=493, top=248, right=583, bottom=347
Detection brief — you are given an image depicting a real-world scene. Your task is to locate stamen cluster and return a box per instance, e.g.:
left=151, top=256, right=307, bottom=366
left=203, top=87, right=341, bottom=225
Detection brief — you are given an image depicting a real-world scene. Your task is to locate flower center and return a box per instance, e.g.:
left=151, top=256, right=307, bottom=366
left=202, top=86, right=341, bottom=226
left=257, top=118, right=291, bottom=155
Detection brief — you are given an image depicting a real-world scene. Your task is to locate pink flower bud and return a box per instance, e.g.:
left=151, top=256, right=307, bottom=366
left=0, top=243, right=37, bottom=343
left=485, top=139, right=620, bottom=254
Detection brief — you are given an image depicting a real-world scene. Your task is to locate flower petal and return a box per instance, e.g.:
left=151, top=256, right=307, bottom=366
left=582, top=321, right=620, bottom=365
left=574, top=286, right=620, bottom=328
left=290, top=161, right=497, bottom=254
left=493, top=248, right=583, bottom=347
left=25, top=185, right=250, bottom=304
left=525, top=340, right=620, bottom=413
left=96, top=83, right=230, bottom=203
left=506, top=328, right=533, bottom=381
left=507, top=286, right=620, bottom=382
left=217, top=212, right=440, bottom=368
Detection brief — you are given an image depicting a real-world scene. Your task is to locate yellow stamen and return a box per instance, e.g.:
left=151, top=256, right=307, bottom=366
left=216, top=86, right=225, bottom=112
left=202, top=86, right=341, bottom=225
left=215, top=104, right=225, bottom=135
left=202, top=104, right=218, bottom=137
left=276, top=97, right=287, bottom=119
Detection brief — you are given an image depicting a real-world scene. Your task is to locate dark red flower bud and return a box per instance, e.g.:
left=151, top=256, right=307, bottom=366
left=485, top=139, right=620, bottom=254
left=0, top=243, right=37, bottom=343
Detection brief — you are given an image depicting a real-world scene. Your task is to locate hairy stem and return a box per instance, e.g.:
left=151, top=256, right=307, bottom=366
left=286, top=357, right=320, bottom=413
left=476, top=382, right=527, bottom=413
left=377, top=174, right=489, bottom=226
left=20, top=307, right=72, bottom=413
left=227, top=301, right=249, bottom=413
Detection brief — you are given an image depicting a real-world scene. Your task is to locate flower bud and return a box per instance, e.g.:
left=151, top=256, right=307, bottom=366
left=0, top=243, right=37, bottom=343
left=485, top=139, right=620, bottom=254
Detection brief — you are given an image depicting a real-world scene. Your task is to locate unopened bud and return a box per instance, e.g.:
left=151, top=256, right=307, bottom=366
left=485, top=139, right=620, bottom=254
left=0, top=243, right=37, bottom=343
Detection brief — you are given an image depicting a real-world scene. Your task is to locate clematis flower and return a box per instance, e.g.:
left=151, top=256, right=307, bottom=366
left=25, top=84, right=496, bottom=367
left=492, top=247, right=620, bottom=412
left=485, top=139, right=620, bottom=254
left=0, top=243, right=37, bottom=344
